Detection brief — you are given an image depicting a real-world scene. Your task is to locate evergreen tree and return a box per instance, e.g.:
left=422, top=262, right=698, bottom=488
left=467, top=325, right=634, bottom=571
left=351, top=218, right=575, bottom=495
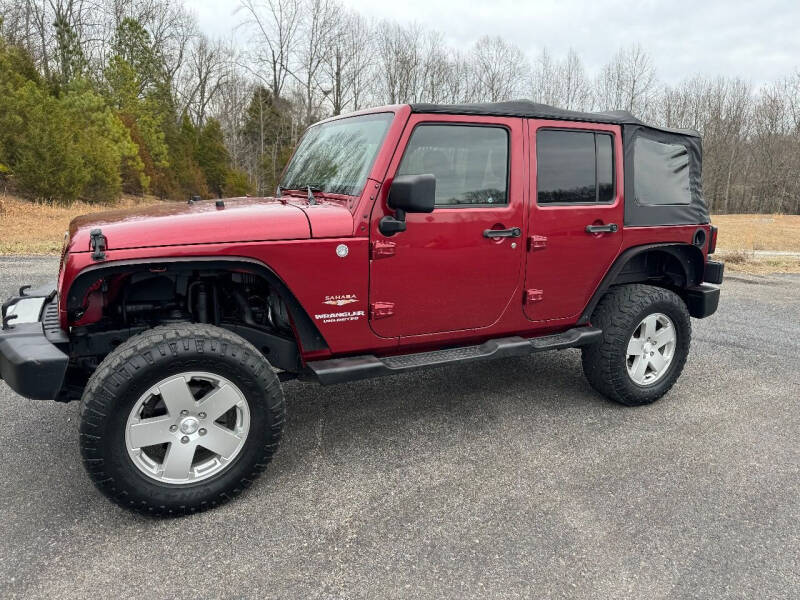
left=52, top=16, right=86, bottom=91
left=223, top=169, right=255, bottom=197
left=195, top=119, right=230, bottom=197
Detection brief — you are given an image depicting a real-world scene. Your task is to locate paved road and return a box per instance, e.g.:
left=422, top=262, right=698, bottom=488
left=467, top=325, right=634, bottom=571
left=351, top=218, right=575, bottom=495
left=0, top=256, right=798, bottom=600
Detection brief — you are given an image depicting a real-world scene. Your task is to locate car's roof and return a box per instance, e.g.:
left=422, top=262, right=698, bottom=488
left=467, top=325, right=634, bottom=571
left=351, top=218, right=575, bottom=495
left=408, top=100, right=699, bottom=138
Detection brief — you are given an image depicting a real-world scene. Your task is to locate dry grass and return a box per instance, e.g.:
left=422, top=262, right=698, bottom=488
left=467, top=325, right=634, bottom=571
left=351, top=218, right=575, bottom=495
left=711, top=214, right=800, bottom=252
left=711, top=214, right=800, bottom=274
left=728, top=259, right=800, bottom=274
left=0, top=194, right=160, bottom=255
left=719, top=250, right=800, bottom=274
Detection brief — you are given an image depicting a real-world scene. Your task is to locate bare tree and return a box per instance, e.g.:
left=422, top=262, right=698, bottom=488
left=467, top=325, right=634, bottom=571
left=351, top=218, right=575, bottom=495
left=238, top=0, right=299, bottom=100
left=557, top=49, right=591, bottom=110
left=418, top=32, right=453, bottom=104
left=469, top=36, right=526, bottom=102
left=296, top=0, right=340, bottom=125
left=375, top=21, right=416, bottom=103
left=749, top=82, right=800, bottom=214
left=179, top=34, right=229, bottom=127
left=324, top=9, right=373, bottom=114
left=2, top=0, right=95, bottom=81
left=212, top=62, right=254, bottom=170
left=595, top=43, right=657, bottom=117
left=530, top=47, right=591, bottom=110
left=374, top=22, right=449, bottom=104
left=529, top=48, right=559, bottom=106
left=441, top=49, right=472, bottom=104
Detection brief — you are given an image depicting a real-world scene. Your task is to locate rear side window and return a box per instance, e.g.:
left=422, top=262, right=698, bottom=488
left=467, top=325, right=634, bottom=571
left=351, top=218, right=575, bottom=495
left=397, top=125, right=508, bottom=206
left=536, top=130, right=615, bottom=204
left=634, top=138, right=691, bottom=205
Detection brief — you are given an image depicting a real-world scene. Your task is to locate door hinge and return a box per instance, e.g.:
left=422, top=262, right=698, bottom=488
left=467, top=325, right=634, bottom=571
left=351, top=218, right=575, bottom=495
left=369, top=301, right=395, bottom=319
left=89, top=228, right=107, bottom=261
left=524, top=289, right=544, bottom=304
left=370, top=239, right=396, bottom=260
left=528, top=235, right=547, bottom=250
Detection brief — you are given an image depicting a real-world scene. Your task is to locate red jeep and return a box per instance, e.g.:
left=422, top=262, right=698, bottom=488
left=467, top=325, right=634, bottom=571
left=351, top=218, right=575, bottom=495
left=0, top=101, right=723, bottom=515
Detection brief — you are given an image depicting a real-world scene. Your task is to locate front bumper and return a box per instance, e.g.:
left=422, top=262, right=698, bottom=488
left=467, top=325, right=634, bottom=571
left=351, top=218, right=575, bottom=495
left=1, top=284, right=69, bottom=400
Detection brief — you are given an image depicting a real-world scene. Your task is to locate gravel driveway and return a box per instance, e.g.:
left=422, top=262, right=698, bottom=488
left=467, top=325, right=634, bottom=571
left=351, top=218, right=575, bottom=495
left=0, top=256, right=798, bottom=599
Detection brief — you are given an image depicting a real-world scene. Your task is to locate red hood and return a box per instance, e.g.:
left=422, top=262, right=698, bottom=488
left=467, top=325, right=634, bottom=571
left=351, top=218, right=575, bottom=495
left=67, top=197, right=354, bottom=252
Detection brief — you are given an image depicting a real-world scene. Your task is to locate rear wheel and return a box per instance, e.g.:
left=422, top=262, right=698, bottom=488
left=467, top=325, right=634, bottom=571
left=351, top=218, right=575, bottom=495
left=581, top=284, right=691, bottom=406
left=79, top=324, right=284, bottom=516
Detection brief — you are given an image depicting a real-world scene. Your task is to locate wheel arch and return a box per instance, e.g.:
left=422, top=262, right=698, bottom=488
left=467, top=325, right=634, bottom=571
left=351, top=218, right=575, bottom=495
left=578, top=243, right=705, bottom=325
left=64, top=256, right=328, bottom=354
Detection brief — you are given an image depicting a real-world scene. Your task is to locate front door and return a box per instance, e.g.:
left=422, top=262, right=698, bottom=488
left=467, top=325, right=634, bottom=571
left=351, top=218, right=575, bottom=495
left=524, top=121, right=624, bottom=321
left=369, top=115, right=525, bottom=338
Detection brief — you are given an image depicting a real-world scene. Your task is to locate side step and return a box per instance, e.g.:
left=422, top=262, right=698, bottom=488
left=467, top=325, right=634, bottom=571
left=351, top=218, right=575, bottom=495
left=306, top=327, right=602, bottom=385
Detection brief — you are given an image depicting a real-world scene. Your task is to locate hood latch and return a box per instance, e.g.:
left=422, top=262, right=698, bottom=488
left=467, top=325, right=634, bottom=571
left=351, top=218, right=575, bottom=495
left=89, top=229, right=107, bottom=261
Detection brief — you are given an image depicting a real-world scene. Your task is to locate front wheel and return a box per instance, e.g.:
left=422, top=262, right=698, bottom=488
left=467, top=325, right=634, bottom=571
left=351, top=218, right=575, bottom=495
left=79, top=324, right=285, bottom=516
left=581, top=284, right=691, bottom=406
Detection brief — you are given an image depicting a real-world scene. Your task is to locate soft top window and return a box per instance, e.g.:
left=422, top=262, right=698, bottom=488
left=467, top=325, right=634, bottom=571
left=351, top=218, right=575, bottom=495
left=634, top=138, right=691, bottom=206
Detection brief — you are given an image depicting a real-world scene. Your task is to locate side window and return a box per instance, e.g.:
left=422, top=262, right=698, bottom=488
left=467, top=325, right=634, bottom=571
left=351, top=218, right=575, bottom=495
left=536, top=129, right=615, bottom=204
left=596, top=133, right=614, bottom=203
left=633, top=137, right=690, bottom=205
left=397, top=124, right=508, bottom=206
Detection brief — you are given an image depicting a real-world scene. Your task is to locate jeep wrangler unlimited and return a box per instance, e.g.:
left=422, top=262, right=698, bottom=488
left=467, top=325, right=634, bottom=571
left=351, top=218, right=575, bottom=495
left=0, top=101, right=723, bottom=515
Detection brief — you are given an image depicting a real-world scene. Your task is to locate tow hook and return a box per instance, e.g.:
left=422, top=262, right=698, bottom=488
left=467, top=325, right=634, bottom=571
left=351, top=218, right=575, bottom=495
left=2, top=312, right=18, bottom=329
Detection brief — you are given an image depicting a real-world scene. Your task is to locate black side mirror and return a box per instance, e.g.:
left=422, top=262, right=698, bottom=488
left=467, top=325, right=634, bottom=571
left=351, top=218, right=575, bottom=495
left=379, top=174, right=436, bottom=236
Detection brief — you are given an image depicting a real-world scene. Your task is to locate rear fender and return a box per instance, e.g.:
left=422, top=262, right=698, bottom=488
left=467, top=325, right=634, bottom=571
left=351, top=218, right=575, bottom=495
left=578, top=243, right=705, bottom=325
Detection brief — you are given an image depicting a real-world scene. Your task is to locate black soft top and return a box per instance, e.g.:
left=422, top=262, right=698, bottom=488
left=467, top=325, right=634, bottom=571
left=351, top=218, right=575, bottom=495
left=409, top=100, right=699, bottom=138
left=409, top=100, right=707, bottom=227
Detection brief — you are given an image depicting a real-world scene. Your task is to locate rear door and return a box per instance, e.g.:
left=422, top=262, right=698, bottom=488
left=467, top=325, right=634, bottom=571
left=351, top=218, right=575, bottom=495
left=369, top=114, right=525, bottom=338
left=524, top=121, right=624, bottom=321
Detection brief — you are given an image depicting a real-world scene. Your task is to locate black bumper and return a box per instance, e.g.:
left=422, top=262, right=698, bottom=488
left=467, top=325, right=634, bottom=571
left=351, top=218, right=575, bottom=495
left=685, top=284, right=720, bottom=319
left=704, top=260, right=725, bottom=284
left=0, top=286, right=69, bottom=400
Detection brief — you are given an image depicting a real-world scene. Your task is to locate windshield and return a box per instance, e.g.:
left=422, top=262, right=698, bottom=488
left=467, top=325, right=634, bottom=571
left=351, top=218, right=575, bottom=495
left=280, top=112, right=394, bottom=197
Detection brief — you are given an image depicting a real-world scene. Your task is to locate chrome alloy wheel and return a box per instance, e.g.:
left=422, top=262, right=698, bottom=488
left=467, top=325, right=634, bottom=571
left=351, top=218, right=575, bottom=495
left=125, top=372, right=250, bottom=484
left=625, top=312, right=677, bottom=386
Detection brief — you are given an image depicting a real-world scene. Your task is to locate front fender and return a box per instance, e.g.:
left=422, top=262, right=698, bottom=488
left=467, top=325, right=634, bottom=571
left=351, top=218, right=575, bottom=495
left=61, top=256, right=328, bottom=354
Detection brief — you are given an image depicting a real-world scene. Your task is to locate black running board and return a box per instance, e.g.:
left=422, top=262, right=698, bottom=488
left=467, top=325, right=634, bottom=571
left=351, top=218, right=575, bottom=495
left=306, top=327, right=602, bottom=385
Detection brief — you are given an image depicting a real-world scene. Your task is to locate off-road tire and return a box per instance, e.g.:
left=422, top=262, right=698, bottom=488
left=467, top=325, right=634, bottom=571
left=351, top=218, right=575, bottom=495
left=581, top=284, right=691, bottom=406
left=79, top=324, right=285, bottom=516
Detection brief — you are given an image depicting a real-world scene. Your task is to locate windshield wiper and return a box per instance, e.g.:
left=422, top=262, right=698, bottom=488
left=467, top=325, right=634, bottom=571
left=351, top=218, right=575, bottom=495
left=281, top=184, right=323, bottom=205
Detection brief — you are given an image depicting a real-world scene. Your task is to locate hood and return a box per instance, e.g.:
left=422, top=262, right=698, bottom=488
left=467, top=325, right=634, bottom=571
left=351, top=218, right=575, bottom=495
left=68, top=197, right=314, bottom=252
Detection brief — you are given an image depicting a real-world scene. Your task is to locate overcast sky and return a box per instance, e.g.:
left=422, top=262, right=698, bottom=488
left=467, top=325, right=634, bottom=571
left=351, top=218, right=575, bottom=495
left=190, top=0, right=798, bottom=87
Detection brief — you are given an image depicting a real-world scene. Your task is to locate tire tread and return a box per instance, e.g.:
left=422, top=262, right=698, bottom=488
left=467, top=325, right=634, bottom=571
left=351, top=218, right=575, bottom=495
left=79, top=324, right=285, bottom=517
left=582, top=284, right=691, bottom=406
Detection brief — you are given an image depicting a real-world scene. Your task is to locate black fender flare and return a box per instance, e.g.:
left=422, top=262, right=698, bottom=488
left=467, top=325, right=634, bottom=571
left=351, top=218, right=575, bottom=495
left=64, top=256, right=328, bottom=353
left=577, top=243, right=705, bottom=325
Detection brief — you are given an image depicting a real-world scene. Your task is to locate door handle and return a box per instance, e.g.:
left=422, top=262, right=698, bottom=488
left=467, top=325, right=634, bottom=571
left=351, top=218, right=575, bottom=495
left=585, top=223, right=619, bottom=234
left=483, top=227, right=521, bottom=238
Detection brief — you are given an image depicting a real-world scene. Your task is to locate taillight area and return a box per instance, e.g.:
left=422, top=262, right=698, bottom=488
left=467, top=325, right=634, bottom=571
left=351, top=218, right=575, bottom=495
left=708, top=225, right=718, bottom=255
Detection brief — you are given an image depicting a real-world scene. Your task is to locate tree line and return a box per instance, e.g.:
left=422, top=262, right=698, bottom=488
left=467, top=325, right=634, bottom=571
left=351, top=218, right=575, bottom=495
left=0, top=0, right=798, bottom=214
